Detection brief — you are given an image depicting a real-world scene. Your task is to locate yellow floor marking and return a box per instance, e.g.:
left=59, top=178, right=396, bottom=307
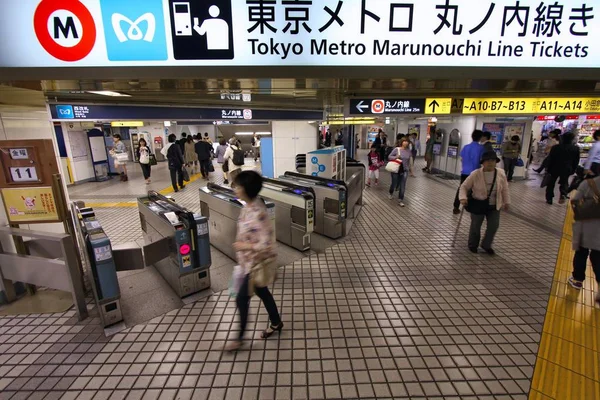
left=530, top=207, right=600, bottom=399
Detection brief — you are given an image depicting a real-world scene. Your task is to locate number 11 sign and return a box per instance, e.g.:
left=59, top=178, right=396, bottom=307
left=10, top=167, right=39, bottom=183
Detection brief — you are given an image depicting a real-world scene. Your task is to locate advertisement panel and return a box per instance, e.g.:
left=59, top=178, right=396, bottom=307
left=0, top=0, right=598, bottom=68
left=1, top=187, right=60, bottom=223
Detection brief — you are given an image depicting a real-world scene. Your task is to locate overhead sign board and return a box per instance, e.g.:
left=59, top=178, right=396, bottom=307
left=425, top=98, right=453, bottom=115
left=50, top=104, right=321, bottom=121
left=463, top=97, right=600, bottom=114
left=349, top=99, right=425, bottom=116
left=0, top=1, right=599, bottom=68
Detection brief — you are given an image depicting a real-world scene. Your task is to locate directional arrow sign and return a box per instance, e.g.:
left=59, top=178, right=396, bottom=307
left=425, top=98, right=452, bottom=114
left=356, top=100, right=369, bottom=113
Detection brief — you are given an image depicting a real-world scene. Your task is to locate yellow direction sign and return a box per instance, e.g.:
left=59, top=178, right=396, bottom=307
left=463, top=97, right=600, bottom=115
left=425, top=98, right=452, bottom=114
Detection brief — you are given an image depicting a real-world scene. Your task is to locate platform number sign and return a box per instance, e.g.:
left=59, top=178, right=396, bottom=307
left=10, top=167, right=39, bottom=183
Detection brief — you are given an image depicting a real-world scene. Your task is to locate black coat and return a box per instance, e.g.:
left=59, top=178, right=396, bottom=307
left=195, top=140, right=213, bottom=161
left=547, top=143, right=580, bottom=176
left=167, top=143, right=185, bottom=170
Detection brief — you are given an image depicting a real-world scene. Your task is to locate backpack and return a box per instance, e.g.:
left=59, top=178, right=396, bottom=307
left=232, top=147, right=245, bottom=166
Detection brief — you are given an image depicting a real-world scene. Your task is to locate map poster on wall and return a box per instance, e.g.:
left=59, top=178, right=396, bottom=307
left=482, top=123, right=505, bottom=156
left=504, top=123, right=526, bottom=143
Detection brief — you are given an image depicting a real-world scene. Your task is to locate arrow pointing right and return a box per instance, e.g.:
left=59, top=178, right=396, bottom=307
left=429, top=100, right=440, bottom=113
left=356, top=100, right=369, bottom=113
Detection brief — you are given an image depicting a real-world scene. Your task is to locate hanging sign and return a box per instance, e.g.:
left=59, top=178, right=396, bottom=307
left=349, top=99, right=425, bottom=115
left=464, top=97, right=600, bottom=114
left=0, top=1, right=598, bottom=69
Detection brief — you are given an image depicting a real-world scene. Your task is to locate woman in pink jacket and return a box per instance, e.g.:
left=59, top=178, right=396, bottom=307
left=459, top=151, right=511, bottom=255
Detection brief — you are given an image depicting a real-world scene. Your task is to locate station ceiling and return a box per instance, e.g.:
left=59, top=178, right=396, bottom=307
left=38, top=77, right=600, bottom=111
left=3, top=77, right=600, bottom=112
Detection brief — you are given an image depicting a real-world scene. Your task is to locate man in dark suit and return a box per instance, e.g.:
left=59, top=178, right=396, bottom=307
left=545, top=132, right=580, bottom=204
left=195, top=136, right=213, bottom=179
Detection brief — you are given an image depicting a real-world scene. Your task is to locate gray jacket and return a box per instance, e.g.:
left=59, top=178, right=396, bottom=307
left=572, top=176, right=600, bottom=251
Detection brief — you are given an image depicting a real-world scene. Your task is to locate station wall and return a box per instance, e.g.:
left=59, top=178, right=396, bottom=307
left=272, top=121, right=318, bottom=177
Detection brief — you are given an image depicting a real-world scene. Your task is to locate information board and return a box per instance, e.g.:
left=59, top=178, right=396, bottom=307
left=1, top=187, right=60, bottom=223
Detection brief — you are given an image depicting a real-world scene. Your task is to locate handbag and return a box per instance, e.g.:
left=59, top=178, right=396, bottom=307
left=385, top=148, right=404, bottom=173
left=516, top=156, right=525, bottom=167
left=250, top=257, right=277, bottom=288
left=572, top=178, right=600, bottom=221
left=182, top=166, right=190, bottom=182
left=114, top=153, right=129, bottom=162
left=541, top=173, right=552, bottom=188
left=467, top=170, right=497, bottom=215
left=139, top=153, right=150, bottom=164
left=229, top=265, right=245, bottom=298
left=149, top=154, right=157, bottom=166
left=208, top=162, right=215, bottom=173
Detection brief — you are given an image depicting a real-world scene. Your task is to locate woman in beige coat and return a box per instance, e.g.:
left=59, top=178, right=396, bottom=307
left=460, top=151, right=511, bottom=255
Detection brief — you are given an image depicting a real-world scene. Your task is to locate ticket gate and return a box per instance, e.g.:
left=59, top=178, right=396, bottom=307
left=260, top=178, right=315, bottom=251
left=138, top=192, right=212, bottom=298
left=199, top=183, right=276, bottom=261
left=278, top=172, right=348, bottom=239
left=345, top=161, right=366, bottom=218
left=71, top=204, right=123, bottom=327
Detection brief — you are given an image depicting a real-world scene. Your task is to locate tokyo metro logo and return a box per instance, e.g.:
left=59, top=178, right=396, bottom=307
left=33, top=0, right=97, bottom=62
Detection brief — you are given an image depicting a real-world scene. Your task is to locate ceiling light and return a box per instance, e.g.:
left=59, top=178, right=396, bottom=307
left=234, top=132, right=254, bottom=136
left=255, top=132, right=271, bottom=135
left=87, top=91, right=131, bottom=97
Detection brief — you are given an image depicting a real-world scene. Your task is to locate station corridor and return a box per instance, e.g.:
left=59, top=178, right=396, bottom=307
left=1, top=158, right=596, bottom=400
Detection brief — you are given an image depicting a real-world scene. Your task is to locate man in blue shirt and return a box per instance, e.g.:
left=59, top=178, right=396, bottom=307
left=454, top=130, right=484, bottom=214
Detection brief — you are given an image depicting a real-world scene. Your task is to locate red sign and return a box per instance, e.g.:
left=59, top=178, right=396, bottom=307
left=371, top=100, right=385, bottom=114
left=34, top=0, right=96, bottom=62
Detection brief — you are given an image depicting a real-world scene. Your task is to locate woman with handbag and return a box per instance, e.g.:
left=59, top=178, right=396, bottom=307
left=459, top=151, right=511, bottom=255
left=387, top=138, right=414, bottom=207
left=111, top=134, right=129, bottom=182
left=568, top=175, right=600, bottom=305
left=136, top=138, right=152, bottom=184
left=225, top=171, right=283, bottom=352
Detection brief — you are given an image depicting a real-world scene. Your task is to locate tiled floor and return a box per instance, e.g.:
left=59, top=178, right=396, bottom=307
left=0, top=155, right=583, bottom=400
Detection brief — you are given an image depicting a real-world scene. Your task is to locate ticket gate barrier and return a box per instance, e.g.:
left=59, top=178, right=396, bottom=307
left=199, top=183, right=276, bottom=261
left=71, top=203, right=123, bottom=327
left=260, top=178, right=315, bottom=251
left=138, top=192, right=212, bottom=298
left=345, top=161, right=366, bottom=218
left=278, top=172, right=348, bottom=239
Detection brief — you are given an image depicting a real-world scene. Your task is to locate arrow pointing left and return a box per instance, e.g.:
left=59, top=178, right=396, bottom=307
left=356, top=100, right=369, bottom=113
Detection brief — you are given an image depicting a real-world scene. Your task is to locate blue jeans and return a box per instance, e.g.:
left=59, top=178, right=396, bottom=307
left=389, top=172, right=408, bottom=200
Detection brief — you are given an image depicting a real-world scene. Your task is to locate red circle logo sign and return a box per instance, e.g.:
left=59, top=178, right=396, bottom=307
left=371, top=100, right=385, bottom=114
left=34, top=0, right=96, bottom=62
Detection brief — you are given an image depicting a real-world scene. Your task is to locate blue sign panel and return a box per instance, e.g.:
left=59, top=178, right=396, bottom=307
left=100, top=0, right=168, bottom=61
left=55, top=105, right=74, bottom=119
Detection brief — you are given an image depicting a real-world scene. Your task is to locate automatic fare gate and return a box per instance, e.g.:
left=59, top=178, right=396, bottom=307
left=199, top=183, right=275, bottom=261
left=260, top=178, right=315, bottom=251
left=138, top=192, right=212, bottom=298
left=277, top=173, right=348, bottom=239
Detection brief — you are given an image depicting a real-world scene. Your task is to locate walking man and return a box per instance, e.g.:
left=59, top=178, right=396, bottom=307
left=454, top=130, right=484, bottom=214
left=545, top=132, right=580, bottom=204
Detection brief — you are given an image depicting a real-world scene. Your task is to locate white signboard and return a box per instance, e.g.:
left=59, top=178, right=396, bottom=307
left=10, top=167, right=39, bottom=183
left=0, top=0, right=598, bottom=68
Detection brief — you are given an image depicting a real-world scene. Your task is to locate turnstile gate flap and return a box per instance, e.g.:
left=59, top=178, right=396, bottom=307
left=112, top=242, right=145, bottom=272
left=141, top=236, right=171, bottom=266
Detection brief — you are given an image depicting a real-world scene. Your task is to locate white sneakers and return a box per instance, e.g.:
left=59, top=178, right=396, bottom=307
left=388, top=194, right=393, bottom=200
left=399, top=201, right=405, bottom=207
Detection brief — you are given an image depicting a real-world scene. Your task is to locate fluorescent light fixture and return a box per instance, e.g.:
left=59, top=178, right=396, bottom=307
left=111, top=121, right=144, bottom=127
left=325, top=120, right=376, bottom=125
left=234, top=132, right=254, bottom=136
left=164, top=121, right=171, bottom=127
left=255, top=132, right=271, bottom=135
left=87, top=91, right=131, bottom=97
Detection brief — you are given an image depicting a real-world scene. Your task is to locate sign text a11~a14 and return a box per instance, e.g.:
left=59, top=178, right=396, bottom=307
left=0, top=0, right=598, bottom=68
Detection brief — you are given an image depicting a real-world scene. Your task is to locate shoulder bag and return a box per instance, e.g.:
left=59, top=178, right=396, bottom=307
left=385, top=148, right=404, bottom=173
left=250, top=257, right=277, bottom=289
left=467, top=170, right=497, bottom=215
left=572, top=178, right=600, bottom=221
left=149, top=154, right=157, bottom=166
left=182, top=166, right=190, bottom=182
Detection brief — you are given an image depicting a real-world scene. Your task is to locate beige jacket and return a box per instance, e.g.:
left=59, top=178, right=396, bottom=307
left=459, top=167, right=511, bottom=211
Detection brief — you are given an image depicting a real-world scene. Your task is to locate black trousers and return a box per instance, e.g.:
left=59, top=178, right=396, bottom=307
left=591, top=162, right=600, bottom=176
left=546, top=173, right=569, bottom=202
left=453, top=174, right=469, bottom=210
left=573, top=247, right=600, bottom=283
left=199, top=159, right=210, bottom=177
left=169, top=167, right=184, bottom=191
left=503, top=157, right=517, bottom=181
left=140, top=163, right=151, bottom=179
left=236, top=274, right=281, bottom=341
